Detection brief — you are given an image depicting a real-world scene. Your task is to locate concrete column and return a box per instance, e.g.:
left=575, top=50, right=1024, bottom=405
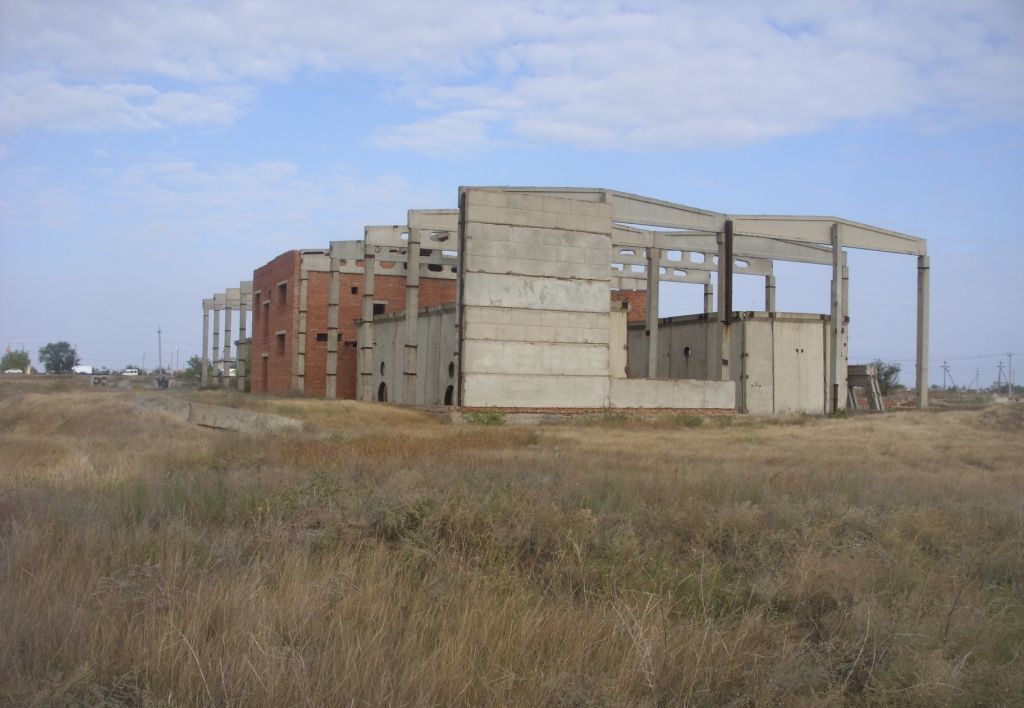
left=222, top=302, right=232, bottom=377
left=325, top=252, right=340, bottom=399
left=211, top=303, right=221, bottom=385
left=404, top=228, right=421, bottom=404
left=764, top=274, right=776, bottom=313
left=295, top=267, right=307, bottom=394
left=916, top=254, right=930, bottom=409
left=645, top=246, right=661, bottom=378
left=716, top=222, right=733, bottom=382
left=703, top=282, right=713, bottom=314
left=359, top=243, right=376, bottom=402
left=829, top=223, right=847, bottom=412
left=237, top=284, right=250, bottom=392
left=201, top=300, right=211, bottom=386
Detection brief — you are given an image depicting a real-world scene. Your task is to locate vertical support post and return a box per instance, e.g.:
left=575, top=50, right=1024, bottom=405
left=325, top=250, right=340, bottom=399
left=645, top=245, right=661, bottom=378
left=916, top=254, right=930, bottom=409
left=295, top=265, right=307, bottom=395
left=829, top=223, right=846, bottom=412
left=359, top=239, right=376, bottom=402
left=764, top=274, right=776, bottom=313
left=703, top=281, right=713, bottom=315
left=237, top=284, right=250, bottom=392
left=716, top=220, right=734, bottom=381
left=211, top=300, right=221, bottom=385
left=222, top=302, right=232, bottom=379
left=201, top=300, right=210, bottom=387
left=404, top=227, right=421, bottom=404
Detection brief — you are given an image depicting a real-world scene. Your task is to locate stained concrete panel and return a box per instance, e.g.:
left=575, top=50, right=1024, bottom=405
left=460, top=189, right=613, bottom=409
left=608, top=378, right=735, bottom=409
left=462, top=373, right=610, bottom=408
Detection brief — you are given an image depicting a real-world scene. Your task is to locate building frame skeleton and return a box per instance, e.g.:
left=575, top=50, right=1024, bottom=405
left=203, top=186, right=928, bottom=413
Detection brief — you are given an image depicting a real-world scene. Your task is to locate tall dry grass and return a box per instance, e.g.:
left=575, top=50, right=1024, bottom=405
left=1, top=383, right=1022, bottom=706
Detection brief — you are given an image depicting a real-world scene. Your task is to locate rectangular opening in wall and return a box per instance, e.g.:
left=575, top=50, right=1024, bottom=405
left=278, top=282, right=287, bottom=304
left=315, top=332, right=328, bottom=342
left=276, top=332, right=285, bottom=355
left=373, top=302, right=386, bottom=316
left=263, top=301, right=270, bottom=335
left=350, top=286, right=358, bottom=294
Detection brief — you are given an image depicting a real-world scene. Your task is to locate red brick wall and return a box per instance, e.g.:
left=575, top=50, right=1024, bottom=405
left=611, top=289, right=648, bottom=323
left=251, top=251, right=300, bottom=394
left=298, top=271, right=458, bottom=399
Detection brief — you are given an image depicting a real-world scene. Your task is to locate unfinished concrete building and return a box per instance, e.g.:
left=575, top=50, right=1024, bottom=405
left=360, top=187, right=928, bottom=413
left=202, top=186, right=927, bottom=414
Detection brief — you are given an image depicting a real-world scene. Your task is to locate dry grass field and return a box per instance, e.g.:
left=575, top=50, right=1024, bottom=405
left=1, top=379, right=1022, bottom=706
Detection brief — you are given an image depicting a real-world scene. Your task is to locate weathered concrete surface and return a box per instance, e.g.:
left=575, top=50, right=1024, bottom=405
left=136, top=395, right=303, bottom=433
left=608, top=377, right=735, bottom=409
left=460, top=189, right=613, bottom=409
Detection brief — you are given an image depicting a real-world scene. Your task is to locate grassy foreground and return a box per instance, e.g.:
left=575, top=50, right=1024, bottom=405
left=1, top=383, right=1022, bottom=706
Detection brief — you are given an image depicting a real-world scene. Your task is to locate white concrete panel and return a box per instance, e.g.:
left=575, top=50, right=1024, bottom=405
left=741, top=320, right=775, bottom=415
left=462, top=273, right=610, bottom=313
left=608, top=378, right=734, bottom=409
left=462, top=340, right=609, bottom=376
left=462, top=373, right=609, bottom=408
left=465, top=254, right=609, bottom=281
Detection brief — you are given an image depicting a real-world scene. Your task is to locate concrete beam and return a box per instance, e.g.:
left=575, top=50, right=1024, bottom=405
left=731, top=215, right=926, bottom=255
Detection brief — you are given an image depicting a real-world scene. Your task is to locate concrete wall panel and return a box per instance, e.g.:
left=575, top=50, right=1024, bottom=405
left=463, top=373, right=610, bottom=408
left=462, top=340, right=609, bottom=376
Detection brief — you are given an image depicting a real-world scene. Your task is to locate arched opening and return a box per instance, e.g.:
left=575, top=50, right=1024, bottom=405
left=377, top=382, right=387, bottom=402
left=443, top=385, right=454, bottom=406
left=448, top=361, right=455, bottom=378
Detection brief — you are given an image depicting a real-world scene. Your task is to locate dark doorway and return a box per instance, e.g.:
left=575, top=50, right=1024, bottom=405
left=377, top=382, right=387, bottom=402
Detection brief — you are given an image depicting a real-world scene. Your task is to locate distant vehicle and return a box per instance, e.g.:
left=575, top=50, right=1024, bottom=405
left=122, top=368, right=140, bottom=376
left=3, top=369, right=23, bottom=374
left=72, top=365, right=94, bottom=375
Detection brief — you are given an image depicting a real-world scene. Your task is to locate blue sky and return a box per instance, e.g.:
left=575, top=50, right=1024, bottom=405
left=1, top=0, right=1022, bottom=385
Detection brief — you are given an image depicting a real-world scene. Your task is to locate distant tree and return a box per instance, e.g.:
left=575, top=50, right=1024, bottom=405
left=870, top=359, right=903, bottom=395
left=183, top=355, right=205, bottom=380
left=38, top=342, right=79, bottom=374
left=1, top=349, right=30, bottom=372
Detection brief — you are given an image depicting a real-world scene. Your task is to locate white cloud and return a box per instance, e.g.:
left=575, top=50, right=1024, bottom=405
left=1, top=0, right=1022, bottom=148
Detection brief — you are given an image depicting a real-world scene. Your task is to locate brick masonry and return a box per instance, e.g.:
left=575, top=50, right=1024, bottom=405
left=252, top=248, right=646, bottom=397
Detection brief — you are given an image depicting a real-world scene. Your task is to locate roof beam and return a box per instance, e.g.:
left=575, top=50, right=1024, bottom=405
left=731, top=215, right=925, bottom=255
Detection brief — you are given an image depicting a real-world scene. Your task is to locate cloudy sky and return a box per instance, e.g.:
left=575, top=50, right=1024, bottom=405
left=1, top=0, right=1022, bottom=384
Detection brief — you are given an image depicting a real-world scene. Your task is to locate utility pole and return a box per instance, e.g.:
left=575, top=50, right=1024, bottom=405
left=142, top=352, right=146, bottom=371
left=157, top=325, right=163, bottom=373
left=996, top=361, right=1005, bottom=390
left=942, top=360, right=956, bottom=390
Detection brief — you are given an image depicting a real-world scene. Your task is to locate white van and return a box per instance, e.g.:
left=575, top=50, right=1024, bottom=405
left=72, top=365, right=94, bottom=375
left=122, top=368, right=140, bottom=376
